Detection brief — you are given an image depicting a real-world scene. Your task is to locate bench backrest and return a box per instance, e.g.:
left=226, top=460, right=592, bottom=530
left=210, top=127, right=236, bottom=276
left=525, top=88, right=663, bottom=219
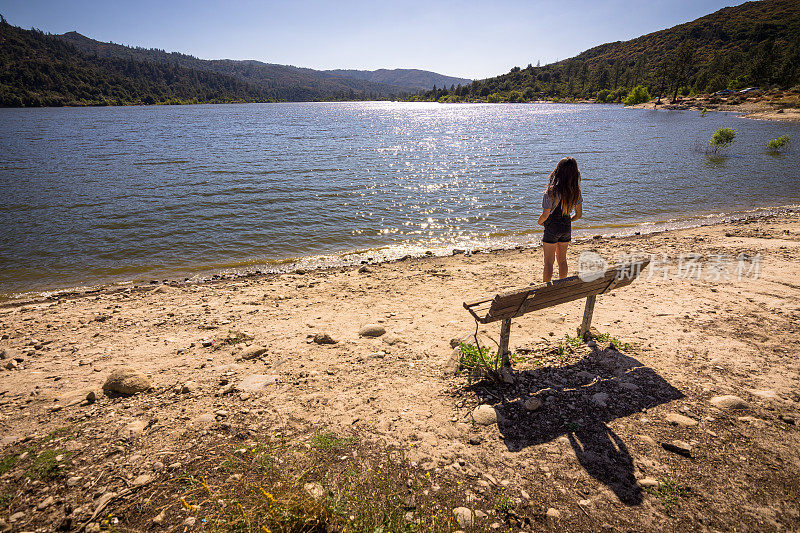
left=464, top=259, right=650, bottom=324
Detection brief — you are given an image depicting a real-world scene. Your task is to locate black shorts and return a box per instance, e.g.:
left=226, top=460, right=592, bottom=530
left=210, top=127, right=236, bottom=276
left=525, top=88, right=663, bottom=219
left=542, top=223, right=571, bottom=244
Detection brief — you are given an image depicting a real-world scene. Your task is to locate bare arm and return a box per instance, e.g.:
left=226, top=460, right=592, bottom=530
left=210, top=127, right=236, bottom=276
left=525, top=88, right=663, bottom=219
left=571, top=203, right=582, bottom=222
left=537, top=208, right=550, bottom=226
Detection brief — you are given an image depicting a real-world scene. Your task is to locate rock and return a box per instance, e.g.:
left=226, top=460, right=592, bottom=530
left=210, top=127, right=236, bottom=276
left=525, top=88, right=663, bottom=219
left=0, top=519, right=9, bottom=533
left=121, top=419, right=147, bottom=439
left=592, top=392, right=609, bottom=407
left=471, top=405, right=498, bottom=425
left=194, top=413, right=216, bottom=425
left=313, top=333, right=337, bottom=345
left=359, top=324, right=386, bottom=337
left=181, top=381, right=197, bottom=394
left=547, top=316, right=565, bottom=324
left=152, top=511, right=166, bottom=525
left=576, top=370, right=596, bottom=381
left=358, top=265, right=372, bottom=273
left=239, top=346, right=267, bottom=360
left=102, top=367, right=151, bottom=396
left=94, top=492, right=117, bottom=515
left=778, top=413, right=796, bottom=425
left=304, top=482, right=325, bottom=500
left=638, top=477, right=659, bottom=488
left=184, top=516, right=197, bottom=527
left=61, top=387, right=97, bottom=407
left=86, top=390, right=97, bottom=404
left=749, top=389, right=779, bottom=400
left=546, top=508, right=561, bottom=519
left=468, top=435, right=483, bottom=445
left=85, top=523, right=101, bottom=533
left=666, top=413, right=698, bottom=427
left=37, top=495, right=54, bottom=510
left=453, top=507, right=475, bottom=528
left=635, top=434, right=657, bottom=447
left=236, top=374, right=278, bottom=392
left=523, top=397, right=543, bottom=411
left=499, top=367, right=514, bottom=384
left=67, top=476, right=81, bottom=487
left=8, top=512, right=25, bottom=523
left=444, top=348, right=461, bottom=375
left=133, top=474, right=152, bottom=486
left=662, top=440, right=692, bottom=457
left=710, top=395, right=749, bottom=410
left=382, top=334, right=404, bottom=346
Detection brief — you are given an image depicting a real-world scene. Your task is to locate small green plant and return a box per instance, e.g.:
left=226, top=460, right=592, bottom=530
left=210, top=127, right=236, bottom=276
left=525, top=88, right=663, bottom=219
left=458, top=342, right=495, bottom=371
left=311, top=431, right=352, bottom=452
left=495, top=493, right=516, bottom=513
left=565, top=421, right=581, bottom=432
left=646, top=477, right=689, bottom=511
left=594, top=332, right=632, bottom=351
left=0, top=491, right=13, bottom=511
left=564, top=334, right=583, bottom=348
left=767, top=135, right=790, bottom=153
left=623, top=85, right=651, bottom=106
left=699, top=107, right=708, bottom=117
left=709, top=127, right=736, bottom=153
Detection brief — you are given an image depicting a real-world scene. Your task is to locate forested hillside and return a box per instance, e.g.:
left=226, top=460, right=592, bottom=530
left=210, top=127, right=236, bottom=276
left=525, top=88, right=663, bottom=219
left=415, top=0, right=800, bottom=103
left=325, top=68, right=471, bottom=91
left=0, top=17, right=406, bottom=107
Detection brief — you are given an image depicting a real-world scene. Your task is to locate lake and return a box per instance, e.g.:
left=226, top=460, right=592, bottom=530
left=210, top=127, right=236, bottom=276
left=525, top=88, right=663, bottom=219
left=1, top=102, right=799, bottom=296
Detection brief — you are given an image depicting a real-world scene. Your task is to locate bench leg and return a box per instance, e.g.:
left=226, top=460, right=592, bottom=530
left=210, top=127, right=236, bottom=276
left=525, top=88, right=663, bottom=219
left=579, top=295, right=597, bottom=340
left=499, top=318, right=512, bottom=367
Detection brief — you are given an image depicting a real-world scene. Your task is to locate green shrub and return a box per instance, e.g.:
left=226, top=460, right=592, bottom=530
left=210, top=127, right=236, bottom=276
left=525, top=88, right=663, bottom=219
left=596, top=89, right=611, bottom=103
left=767, top=135, right=790, bottom=153
left=709, top=127, right=736, bottom=152
left=623, top=85, right=651, bottom=106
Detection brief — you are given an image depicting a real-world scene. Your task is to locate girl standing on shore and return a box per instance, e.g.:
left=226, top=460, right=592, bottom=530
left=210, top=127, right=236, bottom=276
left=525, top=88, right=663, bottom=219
left=538, top=157, right=583, bottom=282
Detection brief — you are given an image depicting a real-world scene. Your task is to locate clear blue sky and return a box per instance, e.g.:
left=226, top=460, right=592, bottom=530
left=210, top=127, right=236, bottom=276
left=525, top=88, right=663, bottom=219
left=0, top=0, right=746, bottom=80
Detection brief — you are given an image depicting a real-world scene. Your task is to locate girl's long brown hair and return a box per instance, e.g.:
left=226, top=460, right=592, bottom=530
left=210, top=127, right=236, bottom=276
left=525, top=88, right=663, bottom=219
left=546, top=157, right=581, bottom=215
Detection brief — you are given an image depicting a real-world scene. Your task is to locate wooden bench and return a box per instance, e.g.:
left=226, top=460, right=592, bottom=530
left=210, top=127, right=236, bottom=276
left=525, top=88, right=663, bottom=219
left=463, top=259, right=650, bottom=365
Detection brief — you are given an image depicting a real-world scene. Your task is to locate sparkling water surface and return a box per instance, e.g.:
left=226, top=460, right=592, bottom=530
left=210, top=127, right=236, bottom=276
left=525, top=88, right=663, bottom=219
left=1, top=102, right=799, bottom=295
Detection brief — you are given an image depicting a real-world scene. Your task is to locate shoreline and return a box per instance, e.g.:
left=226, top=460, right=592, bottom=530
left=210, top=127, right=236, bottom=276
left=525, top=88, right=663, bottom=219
left=1, top=208, right=798, bottom=530
left=3, top=202, right=798, bottom=309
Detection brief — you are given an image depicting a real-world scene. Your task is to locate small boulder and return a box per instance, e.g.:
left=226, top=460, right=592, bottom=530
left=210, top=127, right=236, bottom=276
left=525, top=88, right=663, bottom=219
left=592, top=392, right=609, bottom=408
left=472, top=405, right=498, bottom=425
left=359, top=324, right=386, bottom=337
left=121, top=419, right=148, bottom=439
left=313, top=333, right=337, bottom=345
left=102, top=367, right=151, bottom=396
left=710, top=395, right=749, bottom=410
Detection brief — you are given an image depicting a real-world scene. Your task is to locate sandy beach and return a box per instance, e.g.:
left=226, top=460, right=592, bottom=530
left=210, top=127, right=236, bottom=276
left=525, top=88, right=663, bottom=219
left=1, top=210, right=799, bottom=531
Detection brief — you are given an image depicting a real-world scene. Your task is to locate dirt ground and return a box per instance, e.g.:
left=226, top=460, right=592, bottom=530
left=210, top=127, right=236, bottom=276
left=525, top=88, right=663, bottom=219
left=1, top=210, right=799, bottom=532
left=629, top=89, right=800, bottom=123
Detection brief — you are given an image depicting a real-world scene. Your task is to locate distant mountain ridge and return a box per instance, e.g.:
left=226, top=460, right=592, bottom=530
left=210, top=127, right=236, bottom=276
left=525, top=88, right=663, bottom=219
left=0, top=18, right=474, bottom=107
left=325, top=68, right=471, bottom=91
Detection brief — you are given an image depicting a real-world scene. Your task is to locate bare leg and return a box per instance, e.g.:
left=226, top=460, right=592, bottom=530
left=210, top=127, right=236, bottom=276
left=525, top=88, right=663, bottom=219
left=543, top=243, right=556, bottom=282
left=556, top=242, right=569, bottom=278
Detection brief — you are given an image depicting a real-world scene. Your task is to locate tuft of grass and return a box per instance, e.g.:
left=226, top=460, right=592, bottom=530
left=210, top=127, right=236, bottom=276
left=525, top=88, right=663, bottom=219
left=27, top=449, right=71, bottom=480
left=310, top=431, right=352, bottom=452
left=0, top=454, right=19, bottom=476
left=646, top=476, right=689, bottom=512
left=594, top=332, right=633, bottom=351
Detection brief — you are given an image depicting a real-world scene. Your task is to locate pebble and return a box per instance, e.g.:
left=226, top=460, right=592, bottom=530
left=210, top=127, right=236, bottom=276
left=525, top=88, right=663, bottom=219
left=152, top=511, right=166, bottom=524
left=523, top=397, right=542, bottom=411
left=710, top=395, right=749, bottom=410
left=133, top=474, right=152, bottom=486
left=778, top=413, right=796, bottom=425
left=183, top=516, right=196, bottom=527
left=313, top=333, right=337, bottom=345
left=662, top=440, right=692, bottom=457
left=635, top=434, right=657, bottom=447
left=359, top=324, right=386, bottom=337
left=239, top=346, right=268, bottom=360
left=304, top=482, right=325, bottom=500
left=102, top=367, right=151, bottom=395
left=638, top=477, right=659, bottom=488
left=181, top=381, right=197, bottom=394
left=453, top=507, right=476, bottom=528
left=9, top=512, right=25, bottom=523
left=666, top=413, right=698, bottom=427
left=468, top=435, right=483, bottom=445
left=236, top=374, right=278, bottom=392
left=592, top=392, right=609, bottom=407
left=121, top=419, right=147, bottom=439
left=471, top=405, right=498, bottom=425
left=37, top=495, right=54, bottom=510
left=546, top=508, right=561, bottom=518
